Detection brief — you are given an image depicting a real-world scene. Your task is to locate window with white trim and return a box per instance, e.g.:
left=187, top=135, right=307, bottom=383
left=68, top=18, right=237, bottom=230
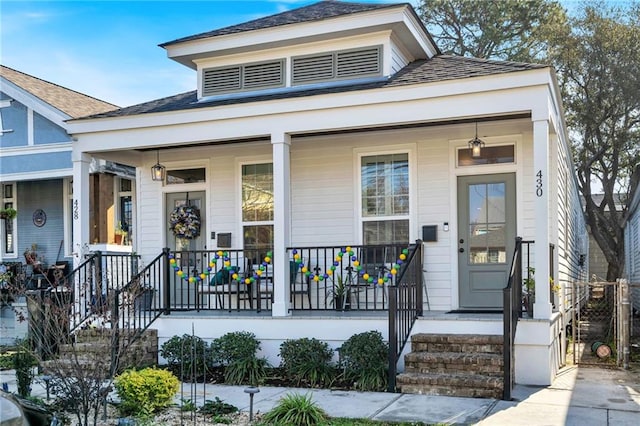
left=1, top=183, right=16, bottom=257
left=242, top=163, right=273, bottom=263
left=360, top=153, right=409, bottom=244
left=118, top=178, right=133, bottom=246
left=0, top=99, right=14, bottom=135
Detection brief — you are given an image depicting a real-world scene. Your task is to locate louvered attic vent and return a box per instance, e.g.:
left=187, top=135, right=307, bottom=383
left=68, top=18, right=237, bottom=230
left=292, top=46, right=381, bottom=85
left=202, top=60, right=284, bottom=96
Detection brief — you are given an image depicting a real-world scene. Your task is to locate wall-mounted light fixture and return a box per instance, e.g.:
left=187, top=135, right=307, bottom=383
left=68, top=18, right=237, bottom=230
left=151, top=150, right=165, bottom=182
left=468, top=122, right=485, bottom=159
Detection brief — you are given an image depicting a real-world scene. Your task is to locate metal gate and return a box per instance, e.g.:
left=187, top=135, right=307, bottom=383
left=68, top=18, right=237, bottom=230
left=569, top=280, right=633, bottom=367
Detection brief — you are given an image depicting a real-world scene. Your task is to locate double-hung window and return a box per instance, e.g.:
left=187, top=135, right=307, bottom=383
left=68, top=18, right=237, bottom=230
left=242, top=163, right=274, bottom=264
left=360, top=153, right=410, bottom=245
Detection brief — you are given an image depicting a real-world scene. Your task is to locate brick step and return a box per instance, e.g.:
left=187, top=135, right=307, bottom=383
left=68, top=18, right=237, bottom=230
left=396, top=372, right=503, bottom=399
left=59, top=342, right=111, bottom=355
left=410, top=333, right=503, bottom=354
left=404, top=352, right=503, bottom=376
left=74, top=328, right=151, bottom=344
left=41, top=358, right=112, bottom=379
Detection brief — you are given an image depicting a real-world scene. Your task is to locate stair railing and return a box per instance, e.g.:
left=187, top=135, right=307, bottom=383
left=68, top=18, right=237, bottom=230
left=503, top=237, right=528, bottom=400
left=387, top=240, right=423, bottom=392
left=109, top=248, right=169, bottom=374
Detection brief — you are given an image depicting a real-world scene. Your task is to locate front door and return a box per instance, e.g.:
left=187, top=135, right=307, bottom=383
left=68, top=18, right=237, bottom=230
left=457, top=174, right=516, bottom=309
left=166, top=191, right=206, bottom=307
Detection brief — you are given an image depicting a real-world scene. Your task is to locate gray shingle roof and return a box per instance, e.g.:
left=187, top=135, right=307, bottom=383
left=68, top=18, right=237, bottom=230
left=160, top=1, right=404, bottom=47
left=0, top=65, right=119, bottom=118
left=79, top=55, right=548, bottom=120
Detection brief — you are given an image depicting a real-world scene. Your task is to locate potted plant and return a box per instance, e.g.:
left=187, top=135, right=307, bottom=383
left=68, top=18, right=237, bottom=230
left=130, top=277, right=155, bottom=311
left=114, top=222, right=127, bottom=245
left=523, top=267, right=535, bottom=316
left=0, top=207, right=17, bottom=220
left=329, top=275, right=351, bottom=311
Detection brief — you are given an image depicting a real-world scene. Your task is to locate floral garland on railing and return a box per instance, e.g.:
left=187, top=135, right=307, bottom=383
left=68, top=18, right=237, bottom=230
left=169, top=205, right=201, bottom=239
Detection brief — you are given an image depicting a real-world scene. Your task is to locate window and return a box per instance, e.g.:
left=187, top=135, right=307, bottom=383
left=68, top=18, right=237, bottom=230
left=118, top=178, right=133, bottom=245
left=242, top=163, right=273, bottom=263
left=166, top=168, right=206, bottom=185
left=2, top=183, right=16, bottom=256
left=0, top=99, right=14, bottom=135
left=457, top=145, right=515, bottom=167
left=361, top=153, right=409, bottom=245
left=202, top=60, right=285, bottom=96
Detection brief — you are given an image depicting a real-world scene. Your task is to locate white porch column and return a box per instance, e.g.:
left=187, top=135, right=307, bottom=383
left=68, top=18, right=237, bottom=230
left=532, top=119, right=552, bottom=319
left=271, top=132, right=292, bottom=317
left=72, top=152, right=91, bottom=268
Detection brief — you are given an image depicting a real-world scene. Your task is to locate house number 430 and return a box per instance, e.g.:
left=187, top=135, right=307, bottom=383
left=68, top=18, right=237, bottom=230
left=535, top=170, right=543, bottom=197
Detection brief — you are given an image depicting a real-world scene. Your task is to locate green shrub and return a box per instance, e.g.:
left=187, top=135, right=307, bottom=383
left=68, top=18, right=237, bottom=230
left=225, top=356, right=268, bottom=385
left=212, top=331, right=260, bottom=365
left=114, top=367, right=179, bottom=417
left=0, top=351, right=15, bottom=370
left=279, top=338, right=335, bottom=387
left=199, top=397, right=238, bottom=416
left=159, top=334, right=211, bottom=379
left=212, top=331, right=268, bottom=385
left=262, top=392, right=328, bottom=426
left=13, top=346, right=37, bottom=397
left=339, top=330, right=388, bottom=391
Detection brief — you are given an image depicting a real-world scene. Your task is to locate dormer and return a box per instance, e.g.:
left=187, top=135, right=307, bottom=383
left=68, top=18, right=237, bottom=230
left=159, top=1, right=439, bottom=102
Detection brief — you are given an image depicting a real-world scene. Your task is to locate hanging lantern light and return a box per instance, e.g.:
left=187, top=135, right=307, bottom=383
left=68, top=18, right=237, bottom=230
left=151, top=150, right=165, bottom=181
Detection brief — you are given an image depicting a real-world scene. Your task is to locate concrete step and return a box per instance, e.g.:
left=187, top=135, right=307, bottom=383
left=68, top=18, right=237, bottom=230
left=396, top=371, right=503, bottom=399
left=404, top=351, right=503, bottom=376
left=410, top=333, right=503, bottom=354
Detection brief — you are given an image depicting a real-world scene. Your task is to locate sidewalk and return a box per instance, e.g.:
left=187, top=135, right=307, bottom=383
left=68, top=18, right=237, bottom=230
left=2, top=365, right=639, bottom=425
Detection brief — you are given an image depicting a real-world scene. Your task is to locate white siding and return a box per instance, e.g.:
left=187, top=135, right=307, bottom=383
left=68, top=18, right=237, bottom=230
left=390, top=37, right=411, bottom=74
left=555, top=125, right=589, bottom=311
left=625, top=191, right=640, bottom=311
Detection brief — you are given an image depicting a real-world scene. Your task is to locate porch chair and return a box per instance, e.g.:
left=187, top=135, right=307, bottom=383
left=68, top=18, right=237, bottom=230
left=199, top=263, right=250, bottom=311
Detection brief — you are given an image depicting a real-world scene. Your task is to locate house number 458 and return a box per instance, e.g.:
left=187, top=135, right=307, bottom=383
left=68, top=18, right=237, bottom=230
left=535, top=170, right=543, bottom=197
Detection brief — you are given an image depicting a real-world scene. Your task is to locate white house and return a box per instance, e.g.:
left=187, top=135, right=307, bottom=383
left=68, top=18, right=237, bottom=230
left=66, top=1, right=588, bottom=390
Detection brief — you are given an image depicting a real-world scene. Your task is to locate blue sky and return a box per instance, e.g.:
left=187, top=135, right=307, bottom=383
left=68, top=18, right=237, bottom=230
left=1, top=0, right=405, bottom=107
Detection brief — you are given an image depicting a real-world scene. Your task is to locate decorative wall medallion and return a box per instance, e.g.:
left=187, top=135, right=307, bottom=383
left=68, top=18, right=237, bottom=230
left=33, top=209, right=46, bottom=227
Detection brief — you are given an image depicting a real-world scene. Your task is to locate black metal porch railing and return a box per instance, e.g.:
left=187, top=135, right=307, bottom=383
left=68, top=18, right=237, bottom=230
left=286, top=244, right=412, bottom=311
left=166, top=248, right=270, bottom=312
left=386, top=240, right=423, bottom=392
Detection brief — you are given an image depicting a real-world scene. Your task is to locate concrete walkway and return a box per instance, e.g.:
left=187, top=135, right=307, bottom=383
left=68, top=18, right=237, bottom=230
left=2, top=366, right=639, bottom=425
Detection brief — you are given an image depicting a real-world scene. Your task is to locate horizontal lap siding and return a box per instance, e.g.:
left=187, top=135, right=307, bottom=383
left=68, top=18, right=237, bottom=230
left=291, top=137, right=356, bottom=245
left=417, top=136, right=451, bottom=311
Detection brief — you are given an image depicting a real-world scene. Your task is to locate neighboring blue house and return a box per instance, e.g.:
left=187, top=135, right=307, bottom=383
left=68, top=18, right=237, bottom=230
left=0, top=65, right=126, bottom=272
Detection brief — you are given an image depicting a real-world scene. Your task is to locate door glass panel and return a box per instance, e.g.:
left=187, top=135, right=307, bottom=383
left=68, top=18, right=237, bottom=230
left=468, top=182, right=507, bottom=264
left=487, top=183, right=506, bottom=222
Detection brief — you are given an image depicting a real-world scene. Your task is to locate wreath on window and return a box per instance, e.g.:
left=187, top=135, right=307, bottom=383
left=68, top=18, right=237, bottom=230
left=169, top=205, right=201, bottom=239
